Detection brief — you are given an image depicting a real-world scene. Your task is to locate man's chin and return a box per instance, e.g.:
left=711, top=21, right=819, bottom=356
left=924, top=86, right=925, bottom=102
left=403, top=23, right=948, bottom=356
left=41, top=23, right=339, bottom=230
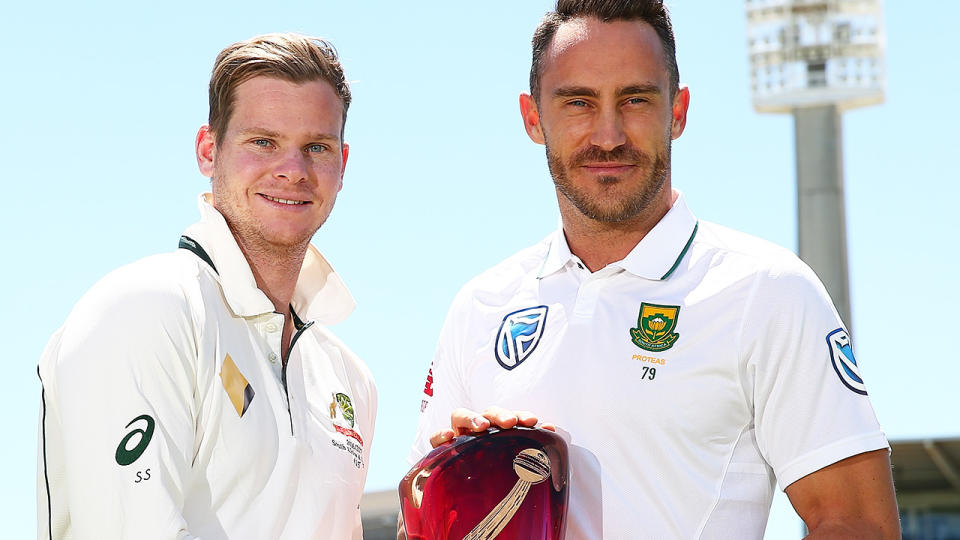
left=255, top=227, right=317, bottom=251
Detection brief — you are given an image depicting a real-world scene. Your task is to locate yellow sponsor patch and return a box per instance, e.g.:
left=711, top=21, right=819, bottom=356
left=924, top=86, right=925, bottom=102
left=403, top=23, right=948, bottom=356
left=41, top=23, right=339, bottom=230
left=220, top=354, right=255, bottom=417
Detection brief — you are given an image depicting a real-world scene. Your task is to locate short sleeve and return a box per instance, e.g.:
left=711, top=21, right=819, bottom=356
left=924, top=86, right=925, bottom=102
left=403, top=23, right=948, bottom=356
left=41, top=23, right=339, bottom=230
left=743, top=261, right=888, bottom=490
left=407, top=291, right=473, bottom=465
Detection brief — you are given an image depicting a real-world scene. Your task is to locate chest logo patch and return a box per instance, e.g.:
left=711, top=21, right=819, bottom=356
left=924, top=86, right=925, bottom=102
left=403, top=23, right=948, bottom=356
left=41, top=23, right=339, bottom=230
left=330, top=392, right=364, bottom=445
left=330, top=392, right=356, bottom=428
left=220, top=354, right=255, bottom=417
left=631, top=303, right=681, bottom=352
left=827, top=328, right=867, bottom=395
left=495, top=306, right=549, bottom=370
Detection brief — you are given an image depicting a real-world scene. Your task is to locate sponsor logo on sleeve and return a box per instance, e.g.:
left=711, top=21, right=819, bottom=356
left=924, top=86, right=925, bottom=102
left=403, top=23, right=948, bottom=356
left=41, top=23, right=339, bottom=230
left=421, top=365, right=434, bottom=412
left=423, top=365, right=434, bottom=397
left=115, top=414, right=155, bottom=466
left=630, top=303, right=681, bottom=352
left=495, top=306, right=549, bottom=370
left=220, top=354, right=255, bottom=417
left=827, top=328, right=867, bottom=395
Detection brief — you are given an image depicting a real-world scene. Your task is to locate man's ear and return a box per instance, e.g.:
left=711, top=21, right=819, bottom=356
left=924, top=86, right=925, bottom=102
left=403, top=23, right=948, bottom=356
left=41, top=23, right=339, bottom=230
left=196, top=125, right=216, bottom=178
left=671, top=85, right=690, bottom=140
left=519, top=93, right=546, bottom=145
left=338, top=142, right=349, bottom=192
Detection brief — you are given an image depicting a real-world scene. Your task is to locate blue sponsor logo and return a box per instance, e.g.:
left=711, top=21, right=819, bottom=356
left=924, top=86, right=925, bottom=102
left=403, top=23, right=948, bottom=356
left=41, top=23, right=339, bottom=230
left=495, top=306, right=549, bottom=370
left=827, top=328, right=867, bottom=395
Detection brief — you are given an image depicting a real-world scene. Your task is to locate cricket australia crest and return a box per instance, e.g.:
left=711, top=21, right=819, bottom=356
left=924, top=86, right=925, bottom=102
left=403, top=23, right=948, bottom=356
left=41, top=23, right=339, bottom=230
left=495, top=306, right=549, bottom=370
left=631, top=303, right=681, bottom=352
left=329, top=391, right=363, bottom=445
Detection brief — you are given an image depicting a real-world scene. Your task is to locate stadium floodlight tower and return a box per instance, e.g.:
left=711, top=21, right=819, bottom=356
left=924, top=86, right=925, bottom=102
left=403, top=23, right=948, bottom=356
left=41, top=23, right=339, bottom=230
left=745, top=0, right=885, bottom=329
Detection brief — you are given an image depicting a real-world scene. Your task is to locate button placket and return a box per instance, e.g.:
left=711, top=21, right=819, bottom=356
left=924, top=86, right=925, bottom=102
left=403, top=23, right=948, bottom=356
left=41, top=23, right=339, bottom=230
left=573, top=278, right=601, bottom=317
left=573, top=268, right=619, bottom=317
left=260, top=314, right=284, bottom=377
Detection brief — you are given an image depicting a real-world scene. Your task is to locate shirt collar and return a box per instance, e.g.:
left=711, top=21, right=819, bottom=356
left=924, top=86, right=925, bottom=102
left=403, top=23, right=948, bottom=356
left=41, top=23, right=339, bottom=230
left=538, top=191, right=699, bottom=281
left=181, top=193, right=355, bottom=324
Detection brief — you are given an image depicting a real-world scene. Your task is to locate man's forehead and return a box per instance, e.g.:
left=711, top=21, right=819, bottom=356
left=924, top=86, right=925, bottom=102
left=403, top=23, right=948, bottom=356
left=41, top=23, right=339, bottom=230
left=542, top=17, right=666, bottom=77
left=224, top=76, right=345, bottom=138
left=548, top=18, right=592, bottom=59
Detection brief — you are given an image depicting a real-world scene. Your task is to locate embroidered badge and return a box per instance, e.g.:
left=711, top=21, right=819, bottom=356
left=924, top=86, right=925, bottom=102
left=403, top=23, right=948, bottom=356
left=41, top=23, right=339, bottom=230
left=495, top=306, right=549, bottom=370
left=827, top=328, right=867, bottom=395
left=220, top=354, right=255, bottom=417
left=330, top=392, right=363, bottom=445
left=330, top=392, right=356, bottom=428
left=630, top=303, right=681, bottom=352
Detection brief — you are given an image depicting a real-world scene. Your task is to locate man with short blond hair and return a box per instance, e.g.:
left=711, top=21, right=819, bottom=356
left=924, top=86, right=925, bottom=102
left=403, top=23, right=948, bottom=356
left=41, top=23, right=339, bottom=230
left=38, top=33, right=376, bottom=539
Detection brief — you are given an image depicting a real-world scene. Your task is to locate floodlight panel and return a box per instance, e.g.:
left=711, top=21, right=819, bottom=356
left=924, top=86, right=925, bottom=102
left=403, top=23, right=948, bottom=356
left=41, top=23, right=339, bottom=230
left=746, top=0, right=885, bottom=113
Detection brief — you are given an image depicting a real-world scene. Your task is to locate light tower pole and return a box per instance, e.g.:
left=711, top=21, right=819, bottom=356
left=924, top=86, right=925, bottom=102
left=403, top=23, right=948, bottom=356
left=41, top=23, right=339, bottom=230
left=745, top=0, right=885, bottom=329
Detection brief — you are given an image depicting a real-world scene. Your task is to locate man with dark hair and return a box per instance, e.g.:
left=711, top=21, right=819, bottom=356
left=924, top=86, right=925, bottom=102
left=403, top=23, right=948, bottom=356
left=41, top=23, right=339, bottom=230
left=38, top=33, right=376, bottom=539
left=408, top=1, right=898, bottom=537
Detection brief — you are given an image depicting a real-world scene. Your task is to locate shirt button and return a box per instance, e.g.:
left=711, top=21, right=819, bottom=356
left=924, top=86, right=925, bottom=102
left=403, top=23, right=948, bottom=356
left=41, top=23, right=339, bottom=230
left=268, top=352, right=278, bottom=364
left=265, top=322, right=279, bottom=333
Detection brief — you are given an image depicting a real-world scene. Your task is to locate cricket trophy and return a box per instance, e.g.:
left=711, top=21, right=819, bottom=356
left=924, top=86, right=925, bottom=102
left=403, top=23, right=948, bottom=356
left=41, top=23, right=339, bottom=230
left=399, top=427, right=569, bottom=539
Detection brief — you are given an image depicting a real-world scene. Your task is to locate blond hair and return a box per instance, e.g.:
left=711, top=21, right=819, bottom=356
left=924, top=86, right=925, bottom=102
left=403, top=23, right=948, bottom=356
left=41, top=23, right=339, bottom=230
left=208, top=33, right=351, bottom=145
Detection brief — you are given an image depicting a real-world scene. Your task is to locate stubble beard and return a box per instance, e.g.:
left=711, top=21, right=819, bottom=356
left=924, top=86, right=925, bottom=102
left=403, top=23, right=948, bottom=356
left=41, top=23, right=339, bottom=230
left=546, top=138, right=670, bottom=224
left=211, top=174, right=322, bottom=265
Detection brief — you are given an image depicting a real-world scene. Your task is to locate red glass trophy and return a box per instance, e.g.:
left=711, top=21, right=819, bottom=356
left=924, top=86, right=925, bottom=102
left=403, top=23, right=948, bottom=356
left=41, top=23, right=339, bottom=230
left=399, top=427, right=569, bottom=540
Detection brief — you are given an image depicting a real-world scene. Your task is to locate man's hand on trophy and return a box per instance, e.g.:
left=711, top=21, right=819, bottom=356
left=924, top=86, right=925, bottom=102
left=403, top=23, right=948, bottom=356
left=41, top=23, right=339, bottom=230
left=429, top=406, right=556, bottom=448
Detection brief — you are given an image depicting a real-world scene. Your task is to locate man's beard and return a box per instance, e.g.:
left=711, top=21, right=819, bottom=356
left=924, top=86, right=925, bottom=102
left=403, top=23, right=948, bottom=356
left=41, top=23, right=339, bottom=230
left=546, top=140, right=670, bottom=224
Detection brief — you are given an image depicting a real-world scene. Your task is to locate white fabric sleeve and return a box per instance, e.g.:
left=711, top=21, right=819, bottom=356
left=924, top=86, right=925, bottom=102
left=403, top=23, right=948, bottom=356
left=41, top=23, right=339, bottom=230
left=743, top=262, right=888, bottom=491
left=406, top=293, right=473, bottom=465
left=38, top=271, right=201, bottom=539
left=354, top=373, right=378, bottom=540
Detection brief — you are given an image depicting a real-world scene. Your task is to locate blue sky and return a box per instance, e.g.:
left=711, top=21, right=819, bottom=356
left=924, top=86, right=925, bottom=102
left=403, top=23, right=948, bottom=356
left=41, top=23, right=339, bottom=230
left=3, top=1, right=957, bottom=537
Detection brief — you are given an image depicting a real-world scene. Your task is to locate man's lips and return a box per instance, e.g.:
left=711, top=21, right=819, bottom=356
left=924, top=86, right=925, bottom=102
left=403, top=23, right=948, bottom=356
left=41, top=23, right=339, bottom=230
left=580, top=162, right=636, bottom=174
left=259, top=193, right=310, bottom=206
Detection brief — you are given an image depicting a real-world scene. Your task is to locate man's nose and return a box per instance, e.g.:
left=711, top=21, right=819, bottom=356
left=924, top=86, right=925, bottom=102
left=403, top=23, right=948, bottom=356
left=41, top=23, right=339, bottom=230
left=274, top=150, right=308, bottom=182
left=588, top=108, right=627, bottom=152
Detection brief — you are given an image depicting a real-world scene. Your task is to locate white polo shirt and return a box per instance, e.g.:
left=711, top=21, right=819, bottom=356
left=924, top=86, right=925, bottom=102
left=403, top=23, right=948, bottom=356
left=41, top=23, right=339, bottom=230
left=38, top=194, right=377, bottom=540
left=410, top=193, right=887, bottom=539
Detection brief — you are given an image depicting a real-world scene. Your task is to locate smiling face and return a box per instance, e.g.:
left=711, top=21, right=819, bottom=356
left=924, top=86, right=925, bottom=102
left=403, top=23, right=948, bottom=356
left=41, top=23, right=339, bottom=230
left=196, top=76, right=348, bottom=257
left=520, top=17, right=689, bottom=226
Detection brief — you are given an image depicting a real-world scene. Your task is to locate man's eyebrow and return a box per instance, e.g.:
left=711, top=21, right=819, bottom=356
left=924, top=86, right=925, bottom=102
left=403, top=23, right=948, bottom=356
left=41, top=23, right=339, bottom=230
left=235, top=128, right=339, bottom=141
left=552, top=84, right=662, bottom=99
left=618, top=84, right=661, bottom=96
left=553, top=86, right=599, bottom=99
left=236, top=127, right=282, bottom=139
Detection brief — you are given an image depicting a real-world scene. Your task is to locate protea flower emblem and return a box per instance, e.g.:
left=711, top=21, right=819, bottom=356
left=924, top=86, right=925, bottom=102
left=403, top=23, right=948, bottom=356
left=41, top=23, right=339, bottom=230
left=648, top=317, right=667, bottom=335
left=631, top=303, right=681, bottom=352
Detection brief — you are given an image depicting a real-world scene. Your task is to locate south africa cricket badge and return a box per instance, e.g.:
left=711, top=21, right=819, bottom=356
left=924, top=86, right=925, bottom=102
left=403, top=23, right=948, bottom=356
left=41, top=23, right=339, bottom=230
left=631, top=303, right=681, bottom=352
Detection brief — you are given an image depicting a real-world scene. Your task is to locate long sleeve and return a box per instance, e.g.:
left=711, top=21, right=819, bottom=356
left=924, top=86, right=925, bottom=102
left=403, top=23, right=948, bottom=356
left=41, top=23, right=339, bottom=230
left=38, top=264, right=202, bottom=540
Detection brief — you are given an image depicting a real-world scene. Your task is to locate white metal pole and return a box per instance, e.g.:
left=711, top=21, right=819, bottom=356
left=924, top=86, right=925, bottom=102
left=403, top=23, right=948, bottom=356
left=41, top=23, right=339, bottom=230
left=793, top=104, right=852, bottom=329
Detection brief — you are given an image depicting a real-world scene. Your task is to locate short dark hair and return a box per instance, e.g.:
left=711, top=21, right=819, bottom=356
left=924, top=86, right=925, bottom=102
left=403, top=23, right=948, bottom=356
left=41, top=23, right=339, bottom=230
left=529, top=0, right=679, bottom=101
left=208, top=33, right=351, bottom=146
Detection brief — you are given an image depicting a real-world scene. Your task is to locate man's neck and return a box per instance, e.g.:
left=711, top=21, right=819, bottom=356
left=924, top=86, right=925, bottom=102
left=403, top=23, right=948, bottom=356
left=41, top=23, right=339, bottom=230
left=232, top=232, right=307, bottom=316
left=560, top=189, right=678, bottom=273
left=233, top=235, right=307, bottom=362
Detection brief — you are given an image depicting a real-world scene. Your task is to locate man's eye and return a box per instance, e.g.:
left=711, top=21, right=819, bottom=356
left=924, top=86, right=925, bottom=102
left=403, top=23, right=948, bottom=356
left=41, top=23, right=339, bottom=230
left=307, top=144, right=327, bottom=153
left=253, top=139, right=271, bottom=147
left=569, top=99, right=589, bottom=107
left=627, top=97, right=648, bottom=105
